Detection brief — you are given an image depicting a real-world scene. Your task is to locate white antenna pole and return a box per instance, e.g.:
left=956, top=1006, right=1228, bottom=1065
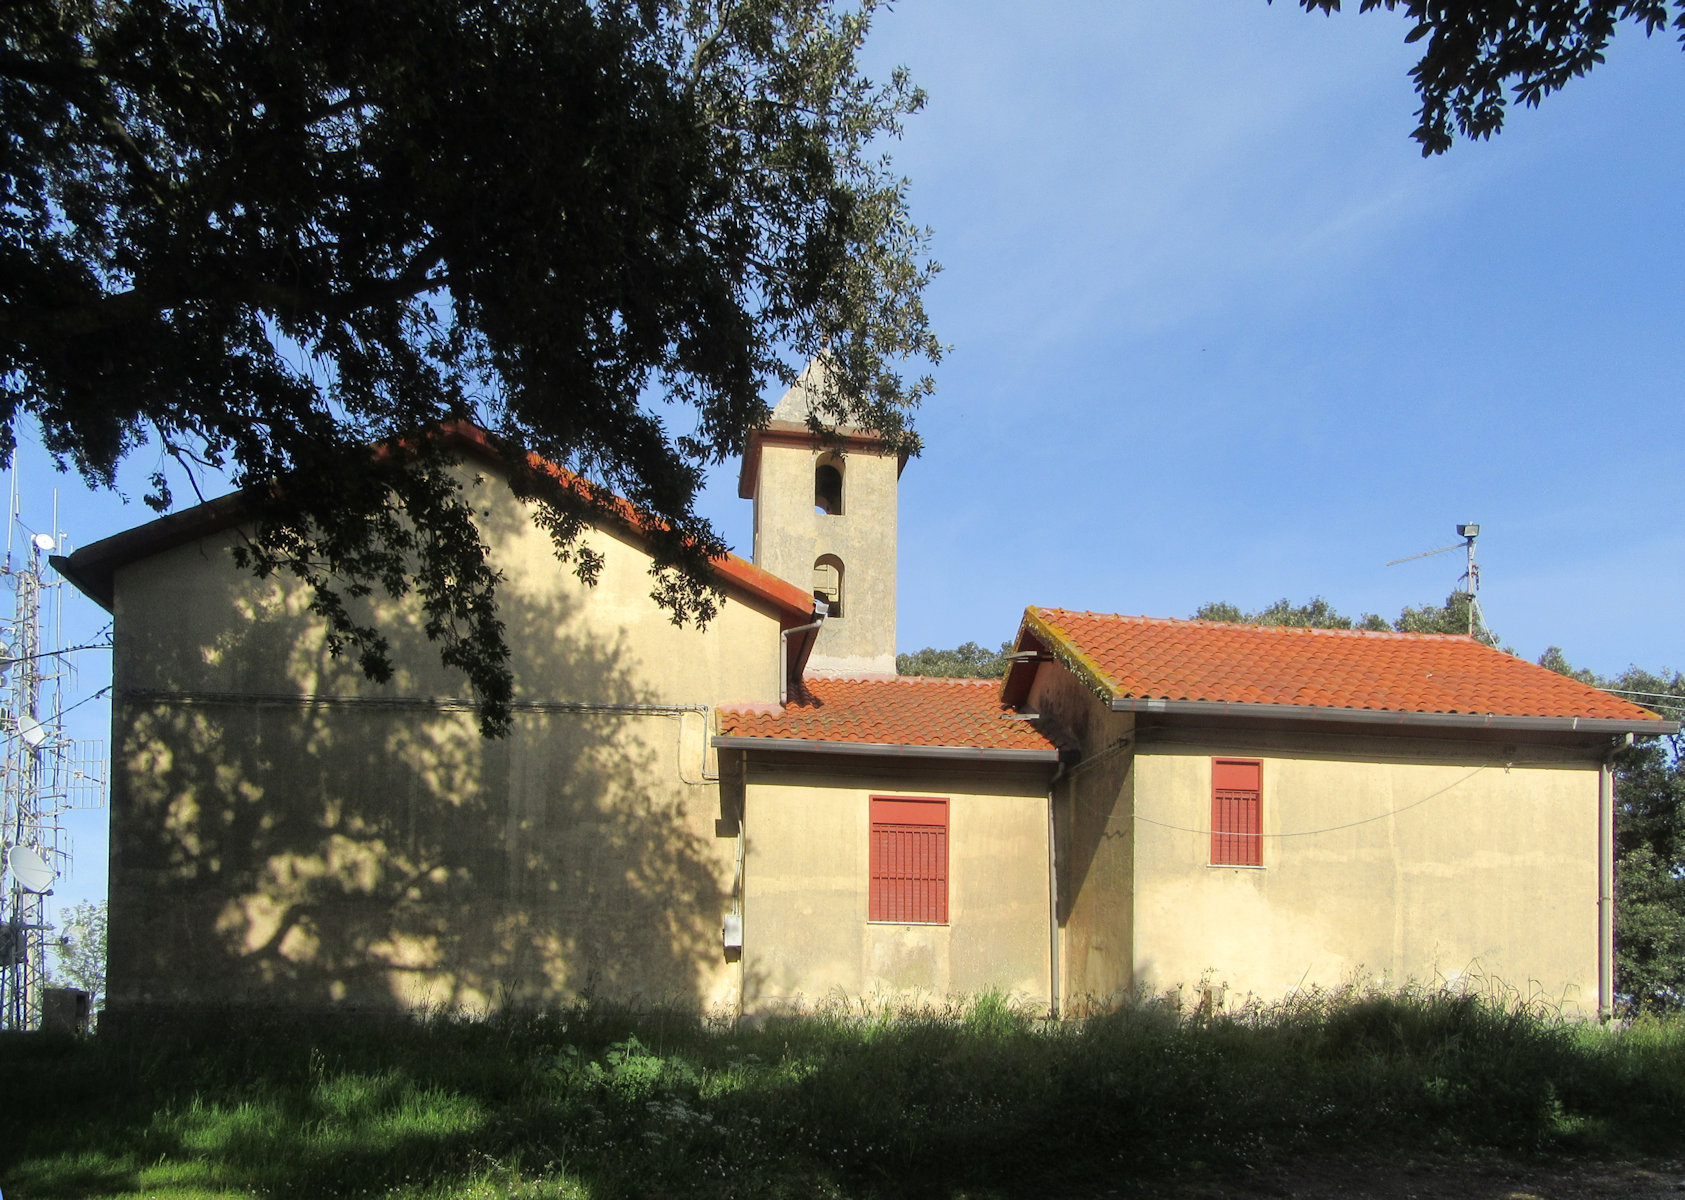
left=1454, top=523, right=1481, bottom=639
left=1387, top=524, right=1486, bottom=641
left=1467, top=533, right=1475, bottom=636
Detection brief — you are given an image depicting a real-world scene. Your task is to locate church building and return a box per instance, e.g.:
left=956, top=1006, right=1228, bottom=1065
left=55, top=368, right=1676, bottom=1019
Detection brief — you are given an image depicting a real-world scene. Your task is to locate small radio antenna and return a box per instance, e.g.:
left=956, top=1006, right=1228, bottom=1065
left=1386, top=523, right=1487, bottom=640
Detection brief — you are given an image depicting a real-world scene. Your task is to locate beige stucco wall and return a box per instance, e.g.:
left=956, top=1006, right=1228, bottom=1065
left=739, top=760, right=1053, bottom=1013
left=1026, top=661, right=1137, bottom=1013
left=1129, top=738, right=1602, bottom=1012
left=750, top=441, right=898, bottom=676
left=114, top=467, right=786, bottom=705
left=105, top=464, right=786, bottom=1015
left=1026, top=657, right=1604, bottom=1014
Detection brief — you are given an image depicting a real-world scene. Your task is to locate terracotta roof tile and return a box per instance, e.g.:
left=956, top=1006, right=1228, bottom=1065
left=56, top=422, right=816, bottom=624
left=1024, top=608, right=1666, bottom=724
left=719, top=676, right=1058, bottom=752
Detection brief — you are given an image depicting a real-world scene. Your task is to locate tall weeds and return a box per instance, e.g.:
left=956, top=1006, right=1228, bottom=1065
left=2, top=988, right=1681, bottom=1199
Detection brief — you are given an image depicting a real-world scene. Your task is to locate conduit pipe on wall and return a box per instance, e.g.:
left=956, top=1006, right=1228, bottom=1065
left=1599, top=733, right=1631, bottom=1019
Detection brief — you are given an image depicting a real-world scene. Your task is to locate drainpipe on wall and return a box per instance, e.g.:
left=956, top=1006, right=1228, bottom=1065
left=1047, top=756, right=1067, bottom=1020
left=727, top=764, right=747, bottom=1022
left=1598, top=733, right=1631, bottom=1019
left=778, top=605, right=827, bottom=705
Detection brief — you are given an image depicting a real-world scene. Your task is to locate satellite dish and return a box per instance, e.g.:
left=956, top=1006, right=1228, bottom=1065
left=17, top=716, right=45, bottom=749
left=5, top=844, right=54, bottom=893
left=31, top=532, right=54, bottom=552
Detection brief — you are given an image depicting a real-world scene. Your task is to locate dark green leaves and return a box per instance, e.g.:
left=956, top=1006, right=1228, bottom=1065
left=3, top=0, right=938, bottom=734
left=1193, top=595, right=1395, bottom=633
left=1286, top=0, right=1685, bottom=153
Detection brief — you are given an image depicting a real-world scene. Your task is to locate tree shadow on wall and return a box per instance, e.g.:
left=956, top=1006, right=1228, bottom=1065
left=108, top=510, right=735, bottom=1016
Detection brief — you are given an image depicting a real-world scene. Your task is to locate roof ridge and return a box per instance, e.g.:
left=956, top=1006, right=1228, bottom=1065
left=1019, top=605, right=1666, bottom=725
left=1032, top=607, right=1477, bottom=642
left=805, top=672, right=1001, bottom=685
left=719, top=671, right=1061, bottom=754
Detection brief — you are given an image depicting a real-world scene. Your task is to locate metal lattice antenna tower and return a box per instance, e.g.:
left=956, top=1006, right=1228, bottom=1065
left=0, top=485, right=107, bottom=1030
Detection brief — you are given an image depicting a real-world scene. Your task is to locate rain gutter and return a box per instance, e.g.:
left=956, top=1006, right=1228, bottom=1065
left=710, top=736, right=1061, bottom=764
left=1108, top=696, right=1679, bottom=736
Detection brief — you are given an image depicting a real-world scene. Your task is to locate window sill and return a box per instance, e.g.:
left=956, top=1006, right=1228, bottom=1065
left=866, top=920, right=948, bottom=927
left=1207, top=863, right=1266, bottom=870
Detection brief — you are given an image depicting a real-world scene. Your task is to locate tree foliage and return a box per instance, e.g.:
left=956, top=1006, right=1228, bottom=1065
left=2, top=0, right=939, bottom=734
left=1392, top=590, right=1497, bottom=645
left=49, top=899, right=106, bottom=1018
left=1538, top=653, right=1685, bottom=1011
left=1287, top=0, right=1685, bottom=153
left=1193, top=596, right=1391, bottom=632
left=896, top=640, right=1014, bottom=679
left=1193, top=592, right=1496, bottom=644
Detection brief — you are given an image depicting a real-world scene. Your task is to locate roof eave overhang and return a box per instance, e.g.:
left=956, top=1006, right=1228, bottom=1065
left=711, top=735, right=1062, bottom=763
left=1108, top=695, right=1680, bottom=736
left=51, top=490, right=250, bottom=612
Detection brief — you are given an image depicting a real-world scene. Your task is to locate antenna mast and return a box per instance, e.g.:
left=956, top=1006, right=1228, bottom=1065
left=0, top=495, right=107, bottom=1030
left=1385, top=522, right=1489, bottom=642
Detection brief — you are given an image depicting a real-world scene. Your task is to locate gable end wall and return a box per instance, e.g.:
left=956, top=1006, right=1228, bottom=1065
left=104, top=465, right=784, bottom=1016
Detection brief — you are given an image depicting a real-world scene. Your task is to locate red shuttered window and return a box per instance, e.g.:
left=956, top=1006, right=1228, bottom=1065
left=869, top=796, right=948, bottom=924
left=1211, top=759, right=1263, bottom=867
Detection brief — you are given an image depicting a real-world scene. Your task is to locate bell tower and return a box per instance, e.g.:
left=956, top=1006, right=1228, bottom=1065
left=738, top=360, right=905, bottom=676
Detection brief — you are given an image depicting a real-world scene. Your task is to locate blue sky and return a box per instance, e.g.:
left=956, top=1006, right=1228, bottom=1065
left=22, top=1, right=1685, bottom=910
left=823, top=1, right=1685, bottom=675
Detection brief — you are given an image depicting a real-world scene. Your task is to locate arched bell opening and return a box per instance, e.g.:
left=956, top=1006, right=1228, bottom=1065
left=813, top=554, right=844, bottom=617
left=814, top=454, right=844, bottom=516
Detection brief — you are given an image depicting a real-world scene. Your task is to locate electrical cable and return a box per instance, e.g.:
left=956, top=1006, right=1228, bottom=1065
left=50, top=686, right=112, bottom=722
left=1, top=640, right=111, bottom=666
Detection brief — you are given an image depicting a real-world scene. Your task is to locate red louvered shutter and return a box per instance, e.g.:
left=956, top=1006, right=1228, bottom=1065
left=869, top=797, right=948, bottom=923
left=1211, top=759, right=1262, bottom=867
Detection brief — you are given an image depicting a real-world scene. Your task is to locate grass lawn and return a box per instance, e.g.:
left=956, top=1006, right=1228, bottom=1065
left=3, top=990, right=1683, bottom=1199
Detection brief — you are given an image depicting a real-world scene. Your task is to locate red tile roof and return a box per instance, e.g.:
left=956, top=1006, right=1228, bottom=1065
left=1020, top=607, right=1667, bottom=724
left=55, top=422, right=814, bottom=624
left=446, top=423, right=813, bottom=622
left=718, top=676, right=1060, bottom=754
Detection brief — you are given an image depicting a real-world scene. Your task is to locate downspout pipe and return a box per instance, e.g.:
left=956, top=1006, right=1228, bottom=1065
left=1598, top=733, right=1631, bottom=1019
left=1047, top=754, right=1068, bottom=1020
left=778, top=604, right=826, bottom=706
